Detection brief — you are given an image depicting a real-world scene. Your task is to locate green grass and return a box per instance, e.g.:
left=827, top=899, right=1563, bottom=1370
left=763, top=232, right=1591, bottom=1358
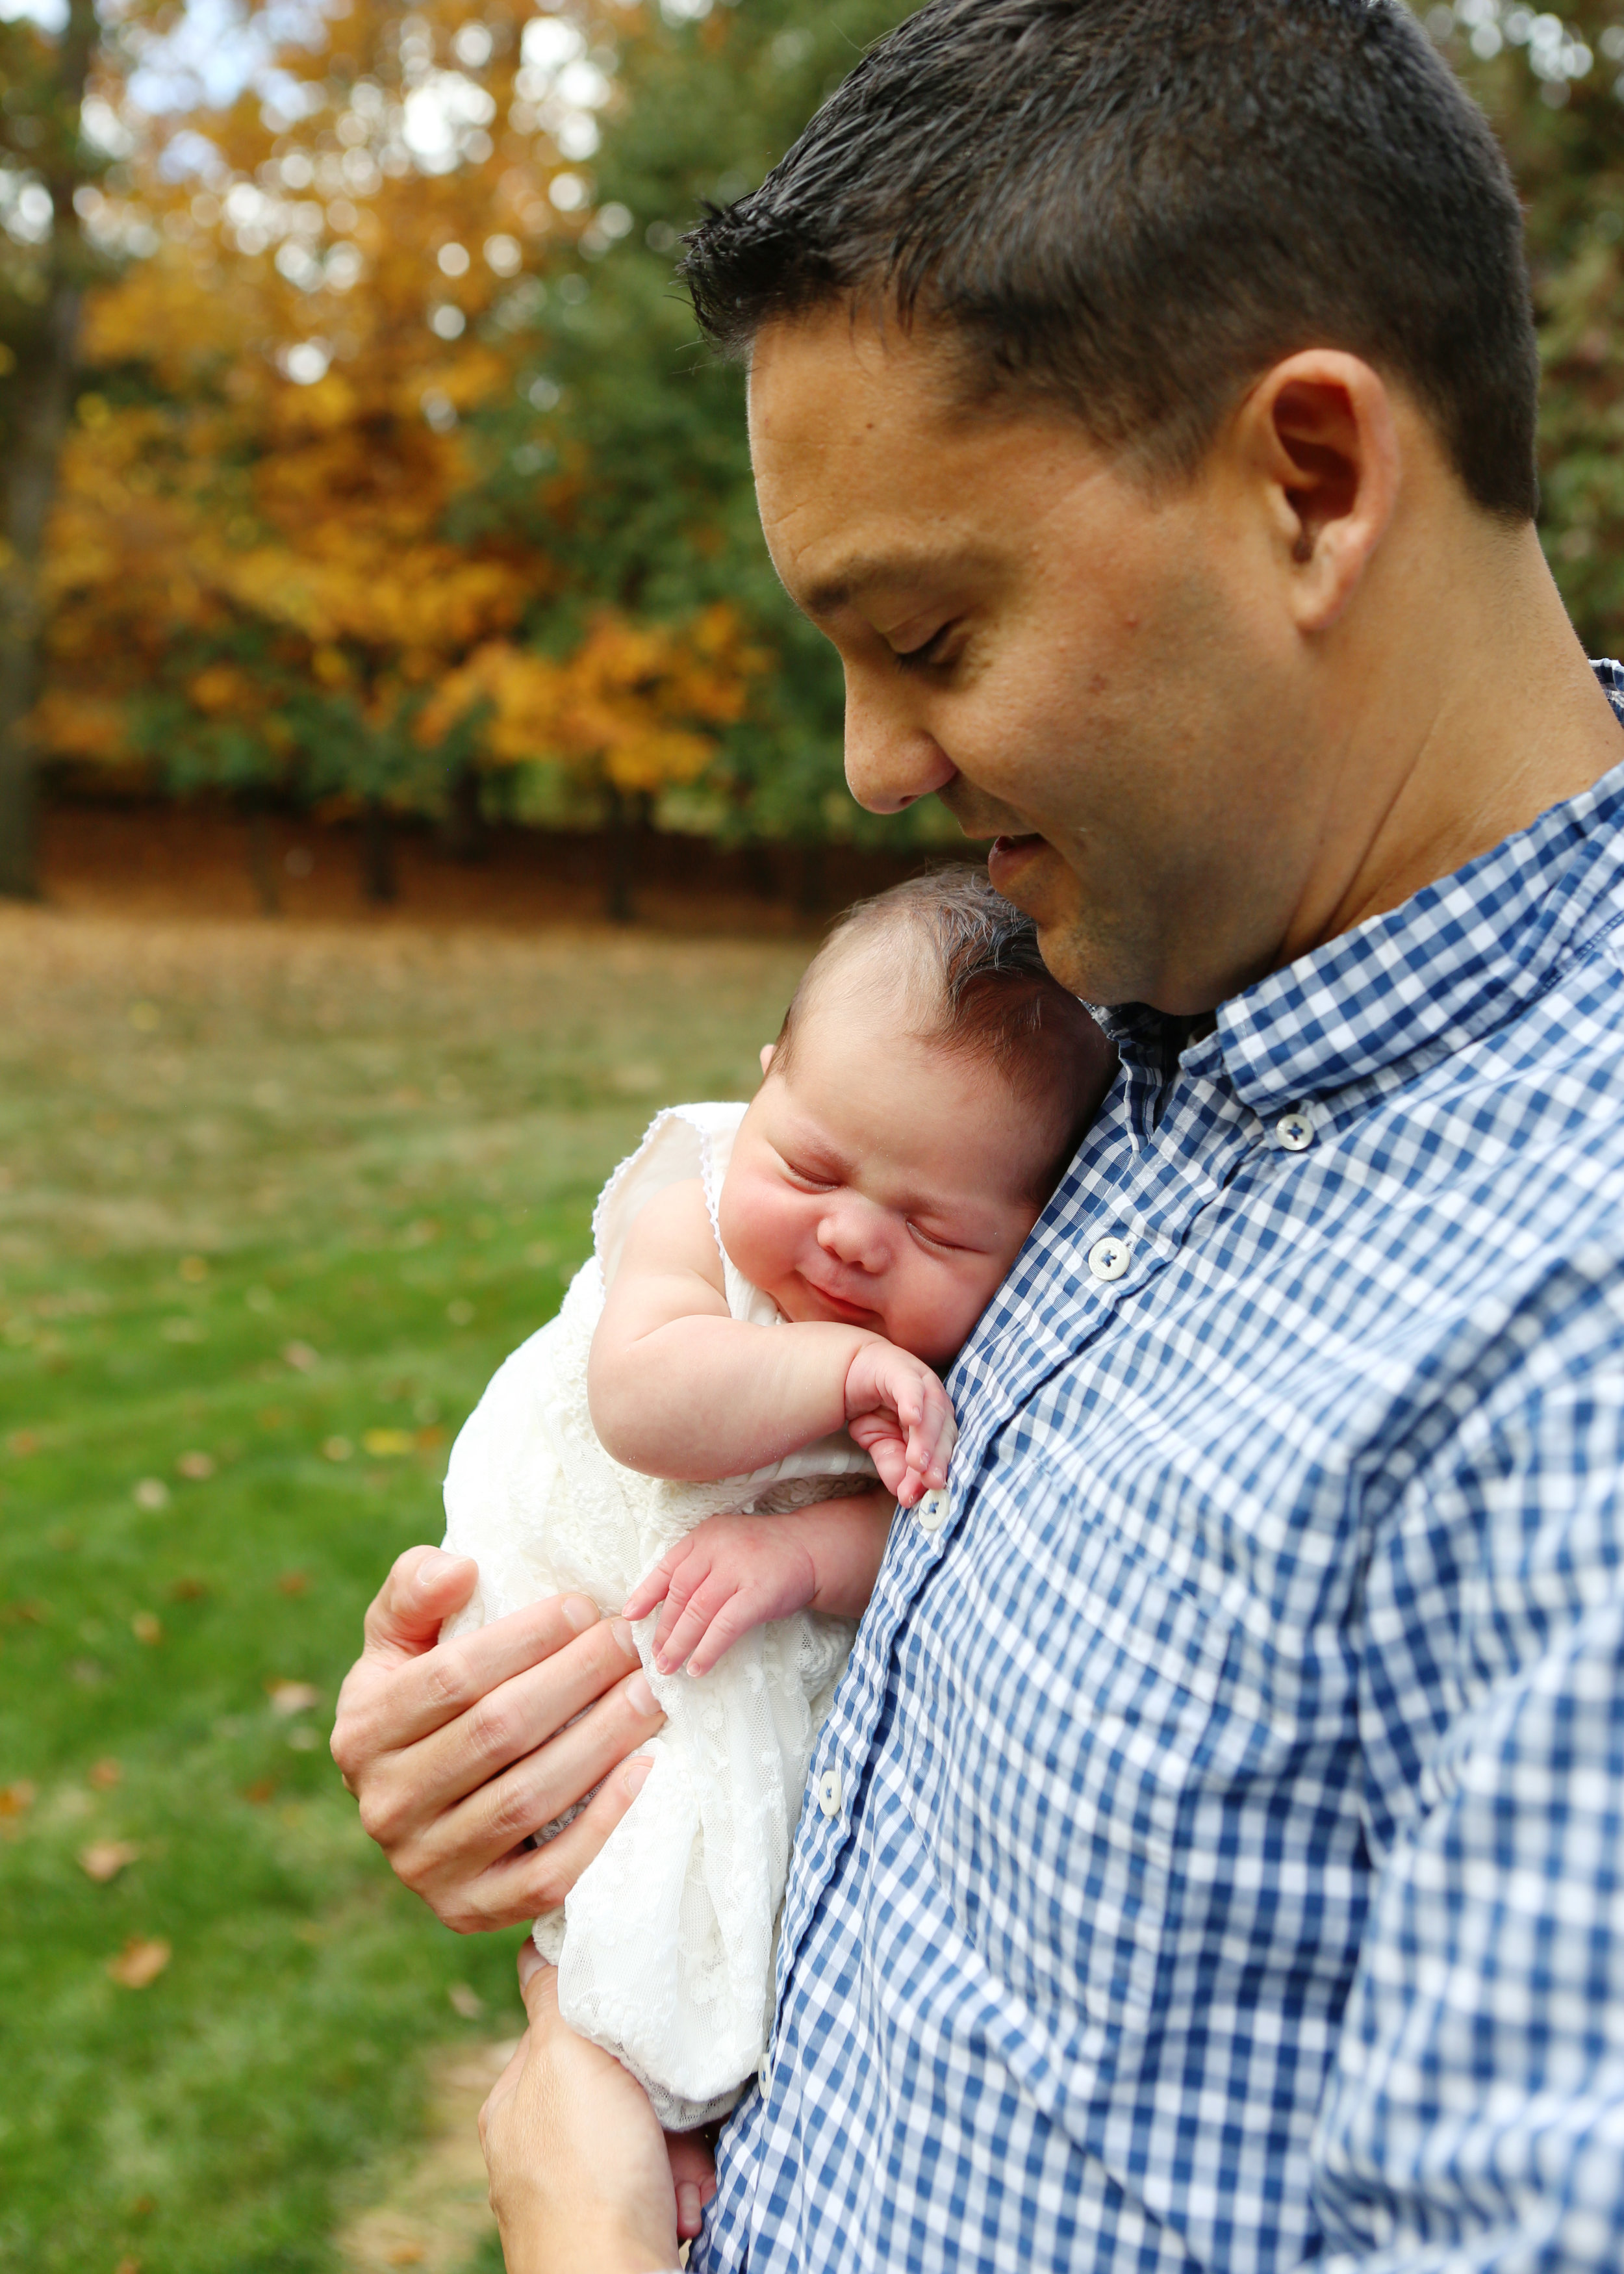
left=0, top=912, right=809, bottom=2273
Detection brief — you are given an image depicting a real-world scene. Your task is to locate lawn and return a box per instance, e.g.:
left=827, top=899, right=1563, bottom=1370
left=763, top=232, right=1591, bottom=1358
left=0, top=905, right=811, bottom=2274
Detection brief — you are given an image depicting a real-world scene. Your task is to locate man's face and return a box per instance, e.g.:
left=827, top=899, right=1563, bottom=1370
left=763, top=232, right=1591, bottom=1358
left=748, top=309, right=1323, bottom=1013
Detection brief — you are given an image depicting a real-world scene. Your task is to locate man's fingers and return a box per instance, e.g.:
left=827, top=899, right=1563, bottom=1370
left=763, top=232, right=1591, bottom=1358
left=500, top=1749, right=655, bottom=1922
left=357, top=1592, right=618, bottom=1764
left=434, top=1665, right=665, bottom=1898
left=361, top=1546, right=481, bottom=1664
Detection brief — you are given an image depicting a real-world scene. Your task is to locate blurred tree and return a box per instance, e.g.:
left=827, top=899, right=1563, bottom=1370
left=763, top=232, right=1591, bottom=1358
left=18, top=0, right=1624, bottom=917
left=38, top=0, right=777, bottom=907
left=474, top=0, right=934, bottom=873
left=0, top=0, right=104, bottom=897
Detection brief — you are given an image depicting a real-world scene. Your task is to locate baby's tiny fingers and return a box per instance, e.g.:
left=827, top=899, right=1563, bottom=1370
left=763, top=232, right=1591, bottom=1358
left=622, top=1569, right=672, bottom=1620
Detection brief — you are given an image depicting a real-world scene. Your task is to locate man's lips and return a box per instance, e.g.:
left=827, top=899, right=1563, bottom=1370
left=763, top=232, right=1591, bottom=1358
left=987, top=833, right=1048, bottom=893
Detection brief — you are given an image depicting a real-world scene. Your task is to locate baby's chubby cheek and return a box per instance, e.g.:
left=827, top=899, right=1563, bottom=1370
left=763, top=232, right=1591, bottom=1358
left=715, top=1164, right=801, bottom=1297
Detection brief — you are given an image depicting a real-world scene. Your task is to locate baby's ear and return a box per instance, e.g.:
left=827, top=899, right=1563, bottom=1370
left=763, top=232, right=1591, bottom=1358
left=758, top=1043, right=776, bottom=1076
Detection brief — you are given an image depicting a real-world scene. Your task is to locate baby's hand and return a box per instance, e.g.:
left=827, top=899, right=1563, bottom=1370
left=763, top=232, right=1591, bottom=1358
left=843, top=1341, right=956, bottom=1507
left=624, top=1516, right=820, bottom=1678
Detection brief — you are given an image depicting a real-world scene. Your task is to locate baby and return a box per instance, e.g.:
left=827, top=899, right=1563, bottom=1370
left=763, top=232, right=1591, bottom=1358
left=440, top=867, right=1113, bottom=2128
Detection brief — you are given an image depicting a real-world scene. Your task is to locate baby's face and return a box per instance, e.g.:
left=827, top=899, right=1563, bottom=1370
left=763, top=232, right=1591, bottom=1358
left=717, top=980, right=1056, bottom=1368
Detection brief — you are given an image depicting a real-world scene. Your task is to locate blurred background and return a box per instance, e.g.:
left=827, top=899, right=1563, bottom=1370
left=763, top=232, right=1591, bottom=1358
left=0, top=3, right=1619, bottom=2269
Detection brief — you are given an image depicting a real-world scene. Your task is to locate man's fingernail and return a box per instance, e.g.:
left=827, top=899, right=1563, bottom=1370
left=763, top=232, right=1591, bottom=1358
left=624, top=1753, right=654, bottom=1796
left=627, top=1670, right=658, bottom=1717
left=418, top=1548, right=456, bottom=1582
left=609, top=1616, right=635, bottom=1656
left=678, top=2182, right=701, bottom=2232
left=560, top=1594, right=596, bottom=1633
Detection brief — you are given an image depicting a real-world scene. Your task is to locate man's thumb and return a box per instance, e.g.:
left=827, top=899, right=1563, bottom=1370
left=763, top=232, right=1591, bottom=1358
left=362, top=1545, right=478, bottom=1658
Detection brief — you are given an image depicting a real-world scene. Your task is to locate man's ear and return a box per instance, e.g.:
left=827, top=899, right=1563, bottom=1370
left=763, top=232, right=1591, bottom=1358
left=759, top=1043, right=776, bottom=1075
left=1234, top=350, right=1400, bottom=635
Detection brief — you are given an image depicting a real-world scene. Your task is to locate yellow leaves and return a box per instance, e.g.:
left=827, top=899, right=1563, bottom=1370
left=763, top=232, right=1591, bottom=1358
left=188, top=664, right=253, bottom=716
left=28, top=690, right=127, bottom=763
left=420, top=604, right=763, bottom=794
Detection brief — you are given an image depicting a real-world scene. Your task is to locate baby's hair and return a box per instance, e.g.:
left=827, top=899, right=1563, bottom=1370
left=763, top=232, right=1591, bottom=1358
left=772, top=866, right=1115, bottom=1204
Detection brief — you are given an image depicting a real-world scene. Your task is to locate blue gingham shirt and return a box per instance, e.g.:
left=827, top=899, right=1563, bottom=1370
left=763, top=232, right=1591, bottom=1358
left=692, top=665, right=1624, bottom=2274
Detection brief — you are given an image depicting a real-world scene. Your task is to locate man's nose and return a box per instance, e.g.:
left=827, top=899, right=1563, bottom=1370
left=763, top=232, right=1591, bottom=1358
left=843, top=665, right=958, bottom=816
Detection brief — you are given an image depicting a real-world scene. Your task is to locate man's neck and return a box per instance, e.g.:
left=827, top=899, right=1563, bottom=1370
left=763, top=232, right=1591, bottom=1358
left=1283, top=523, right=1623, bottom=967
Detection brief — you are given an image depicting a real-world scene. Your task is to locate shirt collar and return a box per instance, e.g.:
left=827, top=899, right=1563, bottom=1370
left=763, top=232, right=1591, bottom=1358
left=1100, top=661, right=1624, bottom=1113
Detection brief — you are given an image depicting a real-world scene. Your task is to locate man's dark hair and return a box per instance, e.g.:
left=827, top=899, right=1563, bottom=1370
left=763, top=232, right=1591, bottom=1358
left=772, top=866, right=1115, bottom=1202
left=681, top=0, right=1539, bottom=520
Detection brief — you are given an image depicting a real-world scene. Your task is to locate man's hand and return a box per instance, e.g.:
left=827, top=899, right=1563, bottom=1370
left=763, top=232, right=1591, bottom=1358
left=480, top=1944, right=698, bottom=2274
left=844, top=1340, right=956, bottom=1505
left=331, top=1546, right=666, bottom=1931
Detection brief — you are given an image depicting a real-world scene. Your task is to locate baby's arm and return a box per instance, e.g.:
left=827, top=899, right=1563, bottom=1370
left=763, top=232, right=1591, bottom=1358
left=623, top=1486, right=896, bottom=1677
left=588, top=1179, right=954, bottom=1502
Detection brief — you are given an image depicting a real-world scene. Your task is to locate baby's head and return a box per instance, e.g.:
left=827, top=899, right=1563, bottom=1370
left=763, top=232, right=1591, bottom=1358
left=717, top=867, right=1115, bottom=1367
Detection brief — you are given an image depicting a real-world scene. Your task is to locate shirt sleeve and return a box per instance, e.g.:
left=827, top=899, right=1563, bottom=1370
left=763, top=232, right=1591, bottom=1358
left=1312, top=1352, right=1624, bottom=2271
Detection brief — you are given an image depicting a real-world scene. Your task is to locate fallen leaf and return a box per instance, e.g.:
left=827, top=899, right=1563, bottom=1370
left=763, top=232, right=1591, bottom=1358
left=79, top=1839, right=141, bottom=1882
left=115, top=2258, right=142, bottom=2274
left=277, top=1570, right=309, bottom=1596
left=448, top=1982, right=484, bottom=2019
left=322, top=1435, right=353, bottom=1463
left=268, top=1680, right=319, bottom=1717
left=108, top=1937, right=170, bottom=1988
left=175, top=1450, right=215, bottom=1481
left=133, top=1478, right=170, bottom=1511
left=170, top=1575, right=210, bottom=1602
left=283, top=1341, right=319, bottom=1373
left=178, top=1255, right=208, bottom=1283
left=243, top=1778, right=278, bottom=1805
left=6, top=1431, right=38, bottom=1455
left=386, top=2246, right=425, bottom=2267
left=131, top=1612, right=163, bottom=1646
left=88, top=1757, right=122, bottom=1789
left=0, top=1780, right=37, bottom=1818
left=361, top=1427, right=414, bottom=1457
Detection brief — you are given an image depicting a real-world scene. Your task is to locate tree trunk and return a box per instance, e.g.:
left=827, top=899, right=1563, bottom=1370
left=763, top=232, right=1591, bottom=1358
left=746, top=840, right=778, bottom=901
left=603, top=781, right=637, bottom=925
left=438, top=761, right=488, bottom=862
left=796, top=839, right=826, bottom=917
left=0, top=0, right=97, bottom=901
left=362, top=800, right=398, bottom=903
left=246, top=805, right=281, bottom=916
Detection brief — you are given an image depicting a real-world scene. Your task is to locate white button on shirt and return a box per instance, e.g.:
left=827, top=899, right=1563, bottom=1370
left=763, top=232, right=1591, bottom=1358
left=1276, top=1108, right=1315, bottom=1151
left=817, top=1768, right=843, bottom=1819
left=1087, top=1235, right=1132, bottom=1283
left=917, top=1488, right=948, bottom=1533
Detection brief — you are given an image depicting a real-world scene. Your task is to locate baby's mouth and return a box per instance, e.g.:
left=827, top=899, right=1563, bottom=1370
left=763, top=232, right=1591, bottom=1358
left=800, top=1274, right=879, bottom=1326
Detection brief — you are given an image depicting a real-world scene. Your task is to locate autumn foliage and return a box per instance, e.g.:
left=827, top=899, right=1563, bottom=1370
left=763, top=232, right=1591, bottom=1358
left=1, top=0, right=1621, bottom=909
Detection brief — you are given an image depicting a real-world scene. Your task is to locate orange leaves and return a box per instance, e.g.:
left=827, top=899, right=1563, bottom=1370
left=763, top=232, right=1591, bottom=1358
left=420, top=604, right=763, bottom=795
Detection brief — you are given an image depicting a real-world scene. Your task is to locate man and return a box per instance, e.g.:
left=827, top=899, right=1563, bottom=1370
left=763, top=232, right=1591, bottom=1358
left=333, top=3, right=1624, bottom=2268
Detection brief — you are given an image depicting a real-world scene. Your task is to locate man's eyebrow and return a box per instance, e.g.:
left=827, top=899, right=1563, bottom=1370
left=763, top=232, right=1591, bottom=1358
left=802, top=546, right=991, bottom=622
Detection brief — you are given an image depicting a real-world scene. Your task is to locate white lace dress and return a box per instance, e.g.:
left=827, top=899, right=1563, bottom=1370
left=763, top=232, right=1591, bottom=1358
left=440, top=1102, right=876, bottom=2128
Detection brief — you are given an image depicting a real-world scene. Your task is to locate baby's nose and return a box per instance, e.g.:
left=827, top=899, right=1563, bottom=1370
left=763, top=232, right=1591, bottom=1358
left=819, top=1205, right=887, bottom=1271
